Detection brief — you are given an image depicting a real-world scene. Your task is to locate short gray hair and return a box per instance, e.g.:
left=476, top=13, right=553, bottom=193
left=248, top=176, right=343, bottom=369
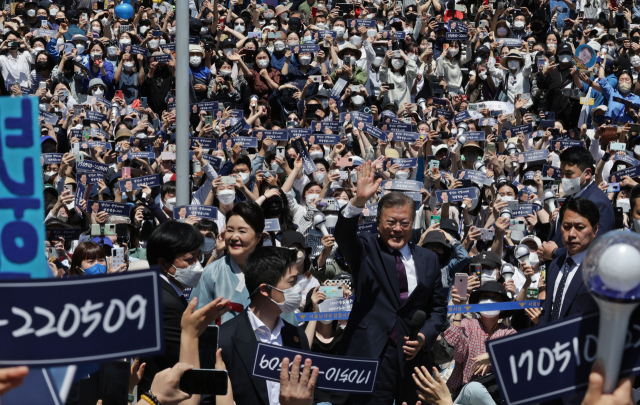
left=377, top=192, right=416, bottom=222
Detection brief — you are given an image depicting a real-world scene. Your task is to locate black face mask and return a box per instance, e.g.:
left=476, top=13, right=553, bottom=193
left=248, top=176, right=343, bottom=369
left=531, top=22, right=542, bottom=32
left=36, top=61, right=49, bottom=70
left=55, top=17, right=65, bottom=24
left=289, top=17, right=301, bottom=31
left=16, top=7, right=25, bottom=15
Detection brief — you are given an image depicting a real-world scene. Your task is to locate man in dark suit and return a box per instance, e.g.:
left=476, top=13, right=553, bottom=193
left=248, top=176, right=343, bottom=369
left=334, top=161, right=448, bottom=405
left=539, top=146, right=614, bottom=261
left=219, top=247, right=310, bottom=405
left=138, top=221, right=211, bottom=396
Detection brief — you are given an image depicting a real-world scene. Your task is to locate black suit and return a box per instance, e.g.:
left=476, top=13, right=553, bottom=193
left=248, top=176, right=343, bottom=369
left=138, top=277, right=187, bottom=396
left=334, top=210, right=448, bottom=404
left=219, top=309, right=309, bottom=405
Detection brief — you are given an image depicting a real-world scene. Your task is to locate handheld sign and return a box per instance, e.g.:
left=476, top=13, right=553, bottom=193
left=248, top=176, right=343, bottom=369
left=173, top=205, right=218, bottom=220
left=0, top=97, right=48, bottom=278
left=252, top=343, right=380, bottom=393
left=0, top=269, right=164, bottom=366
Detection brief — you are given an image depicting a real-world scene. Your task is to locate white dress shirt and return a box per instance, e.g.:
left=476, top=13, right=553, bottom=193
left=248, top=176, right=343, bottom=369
left=343, top=202, right=418, bottom=296
left=159, top=273, right=185, bottom=297
left=247, top=308, right=284, bottom=405
left=552, top=249, right=587, bottom=314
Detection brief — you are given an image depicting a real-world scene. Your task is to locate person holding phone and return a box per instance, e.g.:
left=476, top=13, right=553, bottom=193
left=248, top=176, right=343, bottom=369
left=380, top=48, right=418, bottom=106
left=435, top=39, right=471, bottom=95
left=0, top=32, right=35, bottom=91
left=114, top=52, right=146, bottom=105
left=82, top=41, right=114, bottom=98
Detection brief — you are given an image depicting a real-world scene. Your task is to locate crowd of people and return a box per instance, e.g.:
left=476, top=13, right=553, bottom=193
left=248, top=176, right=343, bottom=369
left=4, top=0, right=640, bottom=401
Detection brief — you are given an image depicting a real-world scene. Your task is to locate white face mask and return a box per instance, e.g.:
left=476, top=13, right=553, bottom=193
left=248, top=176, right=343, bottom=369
left=377, top=24, right=384, bottom=31
left=481, top=269, right=496, bottom=284
left=514, top=20, right=525, bottom=29
left=92, top=26, right=101, bottom=32
left=223, top=48, right=234, bottom=56
left=168, top=27, right=176, bottom=34
left=306, top=193, right=320, bottom=206
left=257, top=59, right=269, bottom=68
left=479, top=298, right=500, bottom=317
left=34, top=47, right=45, bottom=53
left=123, top=62, right=135, bottom=70
left=201, top=237, right=216, bottom=254
left=338, top=199, right=348, bottom=208
left=350, top=36, right=362, bottom=45
left=75, top=44, right=85, bottom=54
left=239, top=172, right=250, bottom=183
left=119, top=39, right=131, bottom=46
left=274, top=41, right=286, bottom=51
left=334, top=27, right=345, bottom=38
left=91, top=52, right=102, bottom=60
left=50, top=8, right=58, bottom=15
left=313, top=172, right=326, bottom=183
left=497, top=27, right=508, bottom=36
left=351, top=95, right=364, bottom=105
left=547, top=42, right=556, bottom=49
left=479, top=71, right=487, bottom=80
left=269, top=284, right=302, bottom=313
left=303, top=35, right=312, bottom=42
left=165, top=197, right=176, bottom=211
left=632, top=56, right=640, bottom=68
left=92, top=88, right=104, bottom=96
left=189, top=56, right=202, bottom=66
left=160, top=39, right=166, bottom=45
left=299, top=55, right=312, bottom=65
left=561, top=170, right=585, bottom=196
left=235, top=25, right=245, bottom=33
left=149, top=40, right=159, bottom=49
left=271, top=162, right=284, bottom=173
left=281, top=12, right=288, bottom=20
left=310, top=151, right=323, bottom=160
left=264, top=12, right=275, bottom=19
left=219, top=69, right=232, bottom=77
left=44, top=171, right=57, bottom=181
left=372, top=56, right=383, bottom=67
left=508, top=60, right=520, bottom=70
left=27, top=9, right=36, bottom=17
left=169, top=261, right=204, bottom=288
left=449, top=48, right=459, bottom=57
left=391, top=58, right=404, bottom=69
left=218, top=189, right=236, bottom=205
left=395, top=170, right=410, bottom=180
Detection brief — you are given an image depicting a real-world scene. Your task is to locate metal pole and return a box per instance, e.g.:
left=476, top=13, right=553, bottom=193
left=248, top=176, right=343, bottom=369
left=175, top=0, right=190, bottom=207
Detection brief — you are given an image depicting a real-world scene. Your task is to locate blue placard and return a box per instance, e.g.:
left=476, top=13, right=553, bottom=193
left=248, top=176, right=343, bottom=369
left=298, top=44, right=320, bottom=53
left=446, top=32, right=469, bottom=41
left=435, top=109, right=454, bottom=120
left=252, top=343, right=380, bottom=393
left=478, top=118, right=498, bottom=127
left=382, top=180, right=422, bottom=191
left=388, top=131, right=419, bottom=143
left=510, top=123, right=533, bottom=136
left=230, top=136, right=258, bottom=149
left=314, top=30, right=337, bottom=40
left=357, top=222, right=378, bottom=234
left=87, top=201, right=131, bottom=217
left=292, top=137, right=317, bottom=175
left=311, top=121, right=340, bottom=134
left=173, top=205, right=218, bottom=220
left=457, top=169, right=493, bottom=186
left=542, top=164, right=561, bottom=180
left=575, top=44, right=596, bottom=68
left=222, top=118, right=249, bottom=137
left=129, top=44, right=149, bottom=56
left=313, top=134, right=341, bottom=145
left=160, top=43, right=176, bottom=51
left=379, top=122, right=414, bottom=132
left=288, top=128, right=313, bottom=139
left=46, top=227, right=82, bottom=241
left=86, top=111, right=107, bottom=123
left=515, top=150, right=549, bottom=163
left=364, top=123, right=384, bottom=139
left=85, top=140, right=113, bottom=150
left=118, top=174, right=161, bottom=192
left=609, top=165, right=640, bottom=183
left=347, top=19, right=376, bottom=28
left=189, top=36, right=200, bottom=44
left=550, top=140, right=586, bottom=150
left=435, top=187, right=478, bottom=203
left=394, top=31, right=406, bottom=40
left=198, top=101, right=219, bottom=111
left=42, top=153, right=63, bottom=165
left=447, top=300, right=541, bottom=313
left=455, top=110, right=472, bottom=123
left=1, top=368, right=63, bottom=405
left=464, top=131, right=486, bottom=141
left=0, top=97, right=48, bottom=278
left=389, top=158, right=418, bottom=169
left=152, top=53, right=171, bottom=64
left=496, top=38, right=523, bottom=47
left=613, top=153, right=638, bottom=166
left=259, top=130, right=289, bottom=141
left=40, top=112, right=58, bottom=125
left=264, top=218, right=281, bottom=232
left=76, top=160, right=109, bottom=174
left=341, top=112, right=374, bottom=125
left=76, top=171, right=104, bottom=185
left=200, top=153, right=223, bottom=170
left=0, top=269, right=164, bottom=366
left=513, top=204, right=536, bottom=217
left=190, top=137, right=218, bottom=149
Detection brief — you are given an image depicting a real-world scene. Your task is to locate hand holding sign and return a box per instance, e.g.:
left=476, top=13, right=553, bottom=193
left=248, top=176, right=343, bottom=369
left=279, top=355, right=318, bottom=405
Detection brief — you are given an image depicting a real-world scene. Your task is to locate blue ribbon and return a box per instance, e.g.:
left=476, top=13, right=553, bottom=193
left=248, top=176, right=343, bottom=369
left=447, top=300, right=542, bottom=314
left=296, top=311, right=350, bottom=322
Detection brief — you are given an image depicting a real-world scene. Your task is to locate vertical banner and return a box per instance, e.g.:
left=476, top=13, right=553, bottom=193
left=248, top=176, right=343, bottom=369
left=0, top=97, right=48, bottom=278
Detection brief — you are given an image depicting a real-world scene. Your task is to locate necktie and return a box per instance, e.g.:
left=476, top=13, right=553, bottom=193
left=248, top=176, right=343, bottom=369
left=550, top=257, right=574, bottom=321
left=179, top=295, right=189, bottom=308
left=390, top=250, right=409, bottom=344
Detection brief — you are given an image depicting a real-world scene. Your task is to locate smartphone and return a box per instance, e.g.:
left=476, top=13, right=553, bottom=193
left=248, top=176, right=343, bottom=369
left=311, top=6, right=317, bottom=16
left=486, top=143, right=496, bottom=155
left=610, top=142, right=626, bottom=151
left=111, top=247, right=125, bottom=269
left=310, top=75, right=323, bottom=83
left=386, top=83, right=395, bottom=90
left=64, top=184, right=74, bottom=194
left=104, top=224, right=116, bottom=236
left=180, top=369, right=228, bottom=395
left=470, top=264, right=482, bottom=280
left=276, top=146, right=285, bottom=158
left=480, top=228, right=495, bottom=241
left=319, top=286, right=343, bottom=298
left=526, top=287, right=539, bottom=300
left=122, top=166, right=131, bottom=179
left=394, top=50, right=401, bottom=58
left=199, top=325, right=219, bottom=369
left=336, top=157, right=354, bottom=167
left=140, top=97, right=148, bottom=109
left=115, top=90, right=124, bottom=100
left=222, top=176, right=237, bottom=184
left=508, top=219, right=526, bottom=231
left=615, top=206, right=624, bottom=229
left=153, top=30, right=163, bottom=37
left=454, top=273, right=468, bottom=297
left=99, top=362, right=130, bottom=405
left=430, top=215, right=440, bottom=226
left=39, top=81, right=47, bottom=90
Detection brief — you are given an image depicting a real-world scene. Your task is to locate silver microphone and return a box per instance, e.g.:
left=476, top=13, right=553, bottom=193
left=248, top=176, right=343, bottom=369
left=451, top=134, right=467, bottom=153
left=313, top=212, right=329, bottom=236
left=501, top=263, right=516, bottom=299
left=515, top=244, right=531, bottom=267
left=473, top=160, right=487, bottom=174
left=500, top=207, right=512, bottom=219
left=532, top=198, right=543, bottom=211
left=507, top=142, right=519, bottom=169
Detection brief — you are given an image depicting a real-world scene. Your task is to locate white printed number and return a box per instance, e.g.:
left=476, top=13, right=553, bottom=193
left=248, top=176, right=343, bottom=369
left=259, top=355, right=372, bottom=385
left=10, top=295, right=147, bottom=339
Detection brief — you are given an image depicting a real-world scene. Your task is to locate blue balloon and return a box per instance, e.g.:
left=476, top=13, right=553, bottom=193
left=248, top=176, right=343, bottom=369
left=114, top=3, right=134, bottom=20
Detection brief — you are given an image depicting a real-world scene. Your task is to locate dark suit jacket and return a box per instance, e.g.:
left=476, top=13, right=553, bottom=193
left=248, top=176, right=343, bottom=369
left=219, top=309, right=309, bottom=405
left=548, top=182, right=615, bottom=250
left=334, top=210, right=448, bottom=369
left=538, top=253, right=598, bottom=326
left=138, top=277, right=187, bottom=396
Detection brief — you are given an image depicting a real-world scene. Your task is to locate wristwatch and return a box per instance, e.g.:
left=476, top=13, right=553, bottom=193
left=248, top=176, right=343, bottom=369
left=128, top=394, right=135, bottom=402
